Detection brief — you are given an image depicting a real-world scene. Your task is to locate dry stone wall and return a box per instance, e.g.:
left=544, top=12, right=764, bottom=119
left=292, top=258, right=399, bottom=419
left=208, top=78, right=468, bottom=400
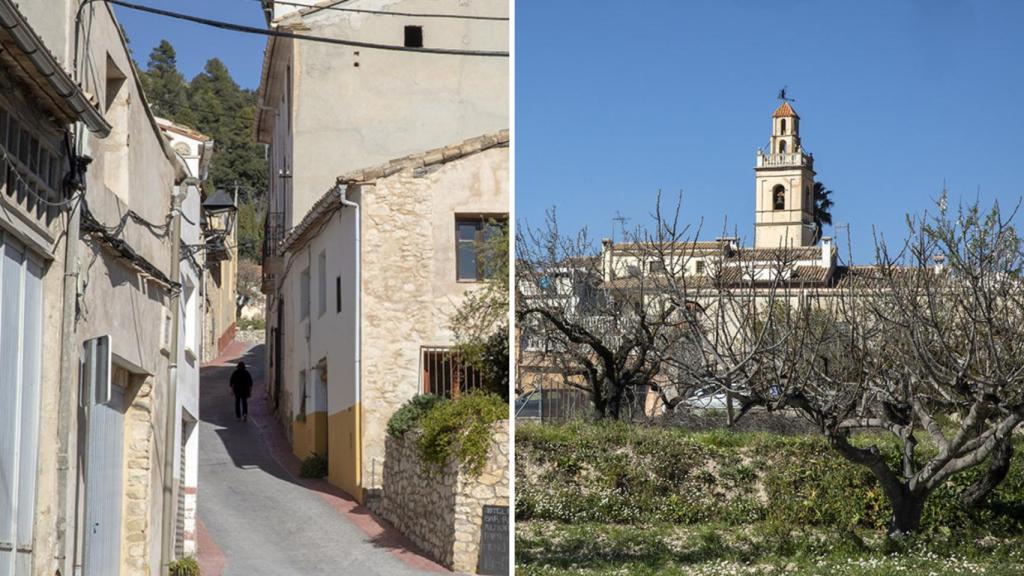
left=375, top=421, right=509, bottom=573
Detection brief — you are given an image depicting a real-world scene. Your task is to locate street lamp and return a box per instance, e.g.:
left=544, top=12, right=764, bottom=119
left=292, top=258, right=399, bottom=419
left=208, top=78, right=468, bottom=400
left=200, top=189, right=238, bottom=262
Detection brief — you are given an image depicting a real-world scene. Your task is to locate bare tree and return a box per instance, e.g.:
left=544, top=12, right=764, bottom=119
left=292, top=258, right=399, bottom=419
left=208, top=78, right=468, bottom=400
left=516, top=208, right=690, bottom=419
left=734, top=200, right=1024, bottom=533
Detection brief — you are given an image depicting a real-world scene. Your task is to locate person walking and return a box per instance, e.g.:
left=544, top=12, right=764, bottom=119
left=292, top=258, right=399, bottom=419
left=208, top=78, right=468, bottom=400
left=230, top=362, right=254, bottom=421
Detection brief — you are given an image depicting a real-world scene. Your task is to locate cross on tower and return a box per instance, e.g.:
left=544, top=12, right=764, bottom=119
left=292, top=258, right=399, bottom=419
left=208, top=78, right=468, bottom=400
left=612, top=211, right=630, bottom=242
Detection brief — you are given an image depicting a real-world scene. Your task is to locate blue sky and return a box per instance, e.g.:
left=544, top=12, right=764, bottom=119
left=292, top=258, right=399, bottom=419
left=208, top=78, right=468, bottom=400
left=515, top=0, right=1024, bottom=262
left=114, top=0, right=267, bottom=88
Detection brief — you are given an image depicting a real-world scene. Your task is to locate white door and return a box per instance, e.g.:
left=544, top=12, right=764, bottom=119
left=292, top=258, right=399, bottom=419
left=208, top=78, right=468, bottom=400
left=0, top=233, right=44, bottom=576
left=82, top=368, right=127, bottom=576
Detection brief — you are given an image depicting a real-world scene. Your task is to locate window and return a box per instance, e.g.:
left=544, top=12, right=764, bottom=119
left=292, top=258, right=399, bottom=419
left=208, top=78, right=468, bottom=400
left=404, top=25, right=423, bottom=48
left=773, top=185, right=786, bottom=210
left=336, top=276, right=342, bottom=313
left=648, top=260, right=665, bottom=273
left=805, top=185, right=811, bottom=210
left=780, top=118, right=787, bottom=134
left=0, top=108, right=63, bottom=224
left=778, top=140, right=787, bottom=153
left=299, top=267, right=310, bottom=320
left=422, top=347, right=484, bottom=399
left=456, top=216, right=506, bottom=281
left=317, top=250, right=326, bottom=317
left=695, top=260, right=706, bottom=274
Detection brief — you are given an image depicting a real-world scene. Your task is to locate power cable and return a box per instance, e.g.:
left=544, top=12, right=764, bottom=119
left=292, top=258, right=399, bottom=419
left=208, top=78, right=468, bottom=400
left=250, top=0, right=508, bottom=22
left=104, top=0, right=508, bottom=57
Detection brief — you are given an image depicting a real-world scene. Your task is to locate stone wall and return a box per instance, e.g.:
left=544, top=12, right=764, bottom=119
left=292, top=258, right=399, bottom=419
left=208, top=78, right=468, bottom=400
left=375, top=421, right=509, bottom=573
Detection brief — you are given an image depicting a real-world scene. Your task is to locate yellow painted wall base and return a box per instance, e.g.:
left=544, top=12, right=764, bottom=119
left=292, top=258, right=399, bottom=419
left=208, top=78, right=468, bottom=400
left=292, top=411, right=327, bottom=460
left=328, top=403, right=362, bottom=502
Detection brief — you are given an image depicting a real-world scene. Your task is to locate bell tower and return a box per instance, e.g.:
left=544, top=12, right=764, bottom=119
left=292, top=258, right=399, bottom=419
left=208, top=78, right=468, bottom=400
left=755, top=100, right=817, bottom=248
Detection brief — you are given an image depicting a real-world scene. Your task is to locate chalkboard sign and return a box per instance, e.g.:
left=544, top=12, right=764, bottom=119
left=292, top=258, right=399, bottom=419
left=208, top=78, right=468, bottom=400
left=477, top=505, right=509, bottom=575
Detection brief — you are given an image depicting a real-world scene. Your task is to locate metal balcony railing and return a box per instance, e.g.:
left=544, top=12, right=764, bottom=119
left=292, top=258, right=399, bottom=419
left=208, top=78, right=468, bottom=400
left=263, top=210, right=287, bottom=260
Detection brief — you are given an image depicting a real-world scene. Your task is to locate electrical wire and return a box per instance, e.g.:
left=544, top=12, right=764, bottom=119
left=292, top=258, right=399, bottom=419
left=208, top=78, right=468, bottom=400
left=104, top=0, right=508, bottom=57
left=250, top=0, right=508, bottom=22
left=81, top=195, right=172, bottom=238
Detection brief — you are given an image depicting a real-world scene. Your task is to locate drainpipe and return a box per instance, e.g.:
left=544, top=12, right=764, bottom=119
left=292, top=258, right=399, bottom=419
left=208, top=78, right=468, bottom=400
left=160, top=180, right=188, bottom=575
left=55, top=148, right=90, bottom=576
left=336, top=184, right=361, bottom=486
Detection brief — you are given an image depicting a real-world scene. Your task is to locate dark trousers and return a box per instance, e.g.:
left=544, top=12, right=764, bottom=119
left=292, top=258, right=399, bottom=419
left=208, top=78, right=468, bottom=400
left=235, top=396, right=249, bottom=418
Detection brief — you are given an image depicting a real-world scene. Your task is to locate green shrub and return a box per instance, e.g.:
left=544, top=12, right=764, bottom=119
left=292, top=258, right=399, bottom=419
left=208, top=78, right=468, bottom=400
left=515, top=421, right=1024, bottom=535
left=418, top=391, right=507, bottom=476
left=386, top=394, right=448, bottom=438
left=169, top=556, right=199, bottom=576
left=237, top=316, right=265, bottom=331
left=299, top=452, right=327, bottom=478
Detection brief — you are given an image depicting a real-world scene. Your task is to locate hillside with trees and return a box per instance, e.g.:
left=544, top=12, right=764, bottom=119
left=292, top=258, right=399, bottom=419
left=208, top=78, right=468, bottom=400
left=139, top=40, right=267, bottom=262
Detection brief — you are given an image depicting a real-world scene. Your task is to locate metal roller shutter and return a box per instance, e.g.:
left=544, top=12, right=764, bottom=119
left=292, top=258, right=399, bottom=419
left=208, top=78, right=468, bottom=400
left=0, top=232, right=44, bottom=576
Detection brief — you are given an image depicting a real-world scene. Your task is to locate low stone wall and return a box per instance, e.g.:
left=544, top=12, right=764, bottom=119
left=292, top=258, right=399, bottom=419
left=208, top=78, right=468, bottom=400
left=375, top=421, right=509, bottom=573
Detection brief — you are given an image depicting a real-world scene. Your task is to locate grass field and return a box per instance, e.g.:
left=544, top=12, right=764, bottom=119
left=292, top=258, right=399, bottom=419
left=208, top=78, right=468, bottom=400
left=515, top=421, right=1024, bottom=575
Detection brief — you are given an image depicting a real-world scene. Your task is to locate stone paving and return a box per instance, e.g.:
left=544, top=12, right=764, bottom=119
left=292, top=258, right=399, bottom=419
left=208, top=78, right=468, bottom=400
left=196, top=343, right=449, bottom=576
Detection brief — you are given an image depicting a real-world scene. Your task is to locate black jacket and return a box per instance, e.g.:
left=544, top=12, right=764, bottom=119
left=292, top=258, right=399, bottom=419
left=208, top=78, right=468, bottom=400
left=230, top=367, right=253, bottom=398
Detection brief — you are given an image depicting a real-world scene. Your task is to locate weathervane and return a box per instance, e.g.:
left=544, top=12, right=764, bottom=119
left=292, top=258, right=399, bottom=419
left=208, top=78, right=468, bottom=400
left=777, top=86, right=796, bottom=103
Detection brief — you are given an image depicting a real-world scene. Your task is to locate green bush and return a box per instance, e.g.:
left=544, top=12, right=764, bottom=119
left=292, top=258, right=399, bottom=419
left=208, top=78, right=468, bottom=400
left=515, top=421, right=1024, bottom=535
left=418, top=391, right=507, bottom=476
left=299, top=452, right=327, bottom=478
left=237, top=316, right=265, bottom=331
left=169, top=556, right=199, bottom=576
left=386, top=394, right=448, bottom=438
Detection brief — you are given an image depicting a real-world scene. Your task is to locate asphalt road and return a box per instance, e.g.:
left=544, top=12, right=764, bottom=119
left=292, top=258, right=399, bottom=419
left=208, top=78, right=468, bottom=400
left=197, top=344, right=438, bottom=576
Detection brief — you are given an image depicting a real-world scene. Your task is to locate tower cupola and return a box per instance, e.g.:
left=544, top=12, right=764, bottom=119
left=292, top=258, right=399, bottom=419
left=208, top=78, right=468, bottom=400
left=754, top=99, right=817, bottom=248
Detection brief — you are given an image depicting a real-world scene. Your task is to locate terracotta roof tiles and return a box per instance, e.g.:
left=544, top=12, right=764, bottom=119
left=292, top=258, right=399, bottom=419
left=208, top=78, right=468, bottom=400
left=772, top=101, right=799, bottom=118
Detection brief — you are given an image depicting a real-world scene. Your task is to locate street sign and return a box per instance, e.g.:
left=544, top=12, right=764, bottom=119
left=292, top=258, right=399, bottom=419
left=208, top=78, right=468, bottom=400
left=82, top=335, right=112, bottom=405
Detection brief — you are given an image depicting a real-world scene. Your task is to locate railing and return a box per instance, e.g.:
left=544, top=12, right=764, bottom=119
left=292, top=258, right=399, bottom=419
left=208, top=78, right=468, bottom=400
left=262, top=210, right=287, bottom=260
left=422, top=347, right=485, bottom=399
left=756, top=151, right=813, bottom=169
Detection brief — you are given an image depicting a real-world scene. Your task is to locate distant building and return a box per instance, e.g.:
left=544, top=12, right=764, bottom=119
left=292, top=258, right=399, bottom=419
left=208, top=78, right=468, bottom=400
left=517, top=102, right=841, bottom=418
left=156, top=117, right=216, bottom=558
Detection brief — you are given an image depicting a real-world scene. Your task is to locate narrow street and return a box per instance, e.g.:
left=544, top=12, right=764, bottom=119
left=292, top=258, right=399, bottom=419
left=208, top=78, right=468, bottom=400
left=196, top=343, right=445, bottom=576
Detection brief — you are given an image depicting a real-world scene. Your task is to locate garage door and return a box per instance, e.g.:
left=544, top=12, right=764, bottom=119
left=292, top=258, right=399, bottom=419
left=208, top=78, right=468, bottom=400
left=0, top=233, right=44, bottom=576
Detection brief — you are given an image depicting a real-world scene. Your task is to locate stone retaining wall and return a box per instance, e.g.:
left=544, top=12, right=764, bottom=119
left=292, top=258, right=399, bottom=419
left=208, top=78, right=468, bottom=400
left=374, top=420, right=509, bottom=573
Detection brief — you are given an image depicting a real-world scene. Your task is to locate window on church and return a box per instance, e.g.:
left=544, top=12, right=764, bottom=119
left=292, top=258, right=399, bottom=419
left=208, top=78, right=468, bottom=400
left=780, top=119, right=787, bottom=134
left=773, top=185, right=785, bottom=210
left=779, top=140, right=787, bottom=153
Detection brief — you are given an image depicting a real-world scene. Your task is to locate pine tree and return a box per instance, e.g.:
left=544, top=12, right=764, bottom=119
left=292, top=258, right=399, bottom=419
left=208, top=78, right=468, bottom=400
left=141, top=40, right=195, bottom=126
left=188, top=58, right=268, bottom=261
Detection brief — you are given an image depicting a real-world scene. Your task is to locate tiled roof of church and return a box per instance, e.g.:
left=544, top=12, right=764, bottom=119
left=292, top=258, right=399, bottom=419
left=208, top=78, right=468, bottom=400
left=772, top=101, right=799, bottom=118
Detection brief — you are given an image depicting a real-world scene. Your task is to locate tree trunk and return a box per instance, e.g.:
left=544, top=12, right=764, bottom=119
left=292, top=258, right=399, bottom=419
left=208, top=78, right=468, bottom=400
left=962, top=436, right=1013, bottom=508
left=607, top=393, right=622, bottom=420
left=888, top=488, right=927, bottom=534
